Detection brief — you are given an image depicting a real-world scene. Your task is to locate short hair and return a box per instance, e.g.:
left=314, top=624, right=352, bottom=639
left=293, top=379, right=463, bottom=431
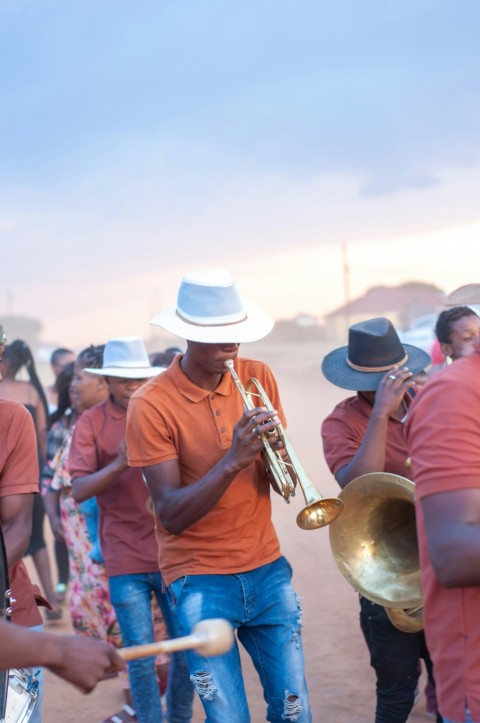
left=435, top=306, right=479, bottom=344
left=50, top=347, right=74, bottom=366
left=150, top=347, right=182, bottom=367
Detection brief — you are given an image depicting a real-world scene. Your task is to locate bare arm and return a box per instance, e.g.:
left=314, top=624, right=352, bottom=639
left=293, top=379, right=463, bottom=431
left=336, top=367, right=414, bottom=488
left=0, top=493, right=33, bottom=566
left=143, top=406, right=279, bottom=535
left=72, top=440, right=128, bottom=503
left=0, top=620, right=124, bottom=692
left=42, top=489, right=64, bottom=541
left=421, top=488, right=480, bottom=587
left=34, top=392, right=48, bottom=461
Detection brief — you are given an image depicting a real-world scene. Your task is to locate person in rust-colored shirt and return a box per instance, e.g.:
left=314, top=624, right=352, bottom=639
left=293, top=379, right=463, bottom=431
left=405, top=307, right=480, bottom=723
left=0, top=325, right=48, bottom=723
left=127, top=269, right=311, bottom=723
left=69, top=336, right=192, bottom=723
left=321, top=317, right=439, bottom=723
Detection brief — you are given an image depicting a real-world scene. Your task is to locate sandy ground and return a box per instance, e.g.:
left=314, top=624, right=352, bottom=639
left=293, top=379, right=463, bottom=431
left=24, top=339, right=435, bottom=722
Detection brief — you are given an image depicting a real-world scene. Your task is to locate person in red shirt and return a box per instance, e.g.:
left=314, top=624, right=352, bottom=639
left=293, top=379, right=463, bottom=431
left=405, top=284, right=480, bottom=723
left=321, top=317, right=440, bottom=723
left=69, top=337, right=192, bottom=723
left=126, top=269, right=312, bottom=723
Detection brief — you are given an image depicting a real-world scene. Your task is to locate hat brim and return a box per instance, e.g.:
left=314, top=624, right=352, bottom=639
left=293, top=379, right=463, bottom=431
left=445, top=283, right=480, bottom=306
left=321, top=344, right=431, bottom=391
left=83, top=366, right=165, bottom=379
left=150, top=300, right=274, bottom=343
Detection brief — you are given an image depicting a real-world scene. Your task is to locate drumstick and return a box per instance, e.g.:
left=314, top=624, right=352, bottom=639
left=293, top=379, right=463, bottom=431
left=118, top=618, right=234, bottom=661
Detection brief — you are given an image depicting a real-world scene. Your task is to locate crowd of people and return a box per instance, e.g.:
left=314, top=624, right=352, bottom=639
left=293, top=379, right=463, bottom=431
left=1, top=273, right=480, bottom=723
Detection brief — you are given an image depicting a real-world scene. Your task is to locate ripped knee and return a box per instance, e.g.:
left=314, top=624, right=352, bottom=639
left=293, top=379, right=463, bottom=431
left=190, top=670, right=217, bottom=702
left=283, top=691, right=303, bottom=721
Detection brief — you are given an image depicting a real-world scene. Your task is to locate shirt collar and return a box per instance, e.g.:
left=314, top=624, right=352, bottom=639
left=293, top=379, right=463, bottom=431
left=106, top=394, right=127, bottom=418
left=167, top=355, right=234, bottom=403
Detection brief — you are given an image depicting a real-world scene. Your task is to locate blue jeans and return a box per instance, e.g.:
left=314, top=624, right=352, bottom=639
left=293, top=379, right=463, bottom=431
left=168, top=556, right=311, bottom=723
left=359, top=597, right=436, bottom=723
left=28, top=624, right=44, bottom=723
left=443, top=712, right=476, bottom=723
left=109, top=571, right=193, bottom=723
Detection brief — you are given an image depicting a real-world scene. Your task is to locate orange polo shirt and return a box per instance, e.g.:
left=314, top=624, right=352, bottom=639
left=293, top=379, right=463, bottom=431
left=405, top=354, right=480, bottom=722
left=126, top=355, right=283, bottom=586
left=0, top=398, right=42, bottom=627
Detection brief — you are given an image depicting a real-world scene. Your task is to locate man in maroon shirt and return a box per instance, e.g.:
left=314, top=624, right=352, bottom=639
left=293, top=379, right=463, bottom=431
left=69, top=336, right=192, bottom=723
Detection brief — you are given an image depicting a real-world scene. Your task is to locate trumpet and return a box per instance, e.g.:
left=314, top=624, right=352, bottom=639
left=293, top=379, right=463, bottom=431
left=225, top=360, right=343, bottom=530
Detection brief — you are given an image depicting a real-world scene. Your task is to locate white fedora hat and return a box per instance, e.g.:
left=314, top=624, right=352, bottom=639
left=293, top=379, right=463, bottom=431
left=445, top=283, right=480, bottom=306
left=150, top=269, right=274, bottom=343
left=84, top=336, right=164, bottom=379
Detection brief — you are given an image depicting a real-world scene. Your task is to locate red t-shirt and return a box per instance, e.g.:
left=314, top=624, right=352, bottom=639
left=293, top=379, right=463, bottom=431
left=126, top=356, right=283, bottom=586
left=405, top=354, right=480, bottom=722
left=68, top=396, right=159, bottom=578
left=321, top=394, right=413, bottom=481
left=0, top=398, right=42, bottom=627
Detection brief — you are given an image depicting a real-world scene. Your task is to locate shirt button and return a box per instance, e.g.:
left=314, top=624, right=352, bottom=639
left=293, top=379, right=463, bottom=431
left=215, top=410, right=220, bottom=416
left=210, top=394, right=215, bottom=400
left=220, top=427, right=225, bottom=433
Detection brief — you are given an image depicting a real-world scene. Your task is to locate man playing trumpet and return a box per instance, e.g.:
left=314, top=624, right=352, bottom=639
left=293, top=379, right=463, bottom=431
left=126, top=268, right=311, bottom=723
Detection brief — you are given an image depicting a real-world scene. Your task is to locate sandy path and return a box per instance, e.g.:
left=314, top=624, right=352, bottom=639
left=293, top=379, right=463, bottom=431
left=25, top=340, right=434, bottom=722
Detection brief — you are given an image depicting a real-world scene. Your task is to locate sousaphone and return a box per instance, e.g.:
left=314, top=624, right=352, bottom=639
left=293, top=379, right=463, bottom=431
left=329, top=472, right=423, bottom=632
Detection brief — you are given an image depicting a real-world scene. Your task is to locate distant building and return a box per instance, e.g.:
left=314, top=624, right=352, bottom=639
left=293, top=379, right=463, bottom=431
left=324, top=282, right=445, bottom=341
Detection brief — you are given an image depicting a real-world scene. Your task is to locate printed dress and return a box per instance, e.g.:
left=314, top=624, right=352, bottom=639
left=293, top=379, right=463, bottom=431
left=45, top=429, right=122, bottom=645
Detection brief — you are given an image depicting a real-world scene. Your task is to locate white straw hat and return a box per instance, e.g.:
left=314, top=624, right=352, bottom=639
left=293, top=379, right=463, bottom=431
left=84, top=337, right=164, bottom=379
left=150, top=269, right=274, bottom=343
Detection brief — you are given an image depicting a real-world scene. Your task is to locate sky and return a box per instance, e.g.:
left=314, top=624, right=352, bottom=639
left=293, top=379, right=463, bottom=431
left=1, top=0, right=480, bottom=349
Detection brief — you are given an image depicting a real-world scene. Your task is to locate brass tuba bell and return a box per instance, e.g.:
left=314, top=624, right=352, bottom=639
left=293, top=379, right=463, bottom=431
left=329, top=472, right=423, bottom=632
left=225, top=360, right=343, bottom=530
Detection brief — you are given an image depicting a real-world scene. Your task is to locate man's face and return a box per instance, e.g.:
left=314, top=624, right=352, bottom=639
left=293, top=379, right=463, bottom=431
left=107, top=376, right=147, bottom=409
left=186, top=341, right=240, bottom=375
left=442, top=315, right=480, bottom=360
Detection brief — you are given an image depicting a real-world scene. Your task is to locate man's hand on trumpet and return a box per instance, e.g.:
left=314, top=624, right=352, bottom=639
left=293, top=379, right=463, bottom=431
left=228, top=406, right=282, bottom=472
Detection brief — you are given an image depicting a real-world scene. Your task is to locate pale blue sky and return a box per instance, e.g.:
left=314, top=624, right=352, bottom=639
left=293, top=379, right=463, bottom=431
left=1, top=1, right=480, bottom=345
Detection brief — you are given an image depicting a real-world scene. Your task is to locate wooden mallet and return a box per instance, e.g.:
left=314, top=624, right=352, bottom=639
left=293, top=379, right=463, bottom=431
left=118, top=618, right=234, bottom=662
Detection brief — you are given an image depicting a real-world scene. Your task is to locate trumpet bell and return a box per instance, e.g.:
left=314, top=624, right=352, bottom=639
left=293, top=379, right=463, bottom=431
left=329, top=472, right=422, bottom=609
left=297, top=497, right=344, bottom=530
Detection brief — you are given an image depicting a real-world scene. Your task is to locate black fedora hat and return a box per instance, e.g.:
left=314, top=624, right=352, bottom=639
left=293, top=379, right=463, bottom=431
left=321, top=317, right=431, bottom=391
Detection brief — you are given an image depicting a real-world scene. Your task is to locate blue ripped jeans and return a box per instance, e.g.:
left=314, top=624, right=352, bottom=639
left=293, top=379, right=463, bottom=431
left=109, top=571, right=193, bottom=723
left=168, top=556, right=311, bottom=723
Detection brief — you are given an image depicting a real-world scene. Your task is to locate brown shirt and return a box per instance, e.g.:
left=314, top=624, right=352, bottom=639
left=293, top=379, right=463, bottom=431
left=68, top=396, right=159, bottom=578
left=0, top=398, right=42, bottom=627
left=126, top=355, right=283, bottom=586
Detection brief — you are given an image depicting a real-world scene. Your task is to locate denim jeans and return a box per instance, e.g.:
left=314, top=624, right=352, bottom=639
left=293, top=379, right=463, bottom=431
left=359, top=596, right=435, bottom=723
left=109, top=571, right=193, bottom=723
left=168, top=556, right=311, bottom=723
left=443, top=711, right=477, bottom=723
left=28, top=624, right=44, bottom=723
